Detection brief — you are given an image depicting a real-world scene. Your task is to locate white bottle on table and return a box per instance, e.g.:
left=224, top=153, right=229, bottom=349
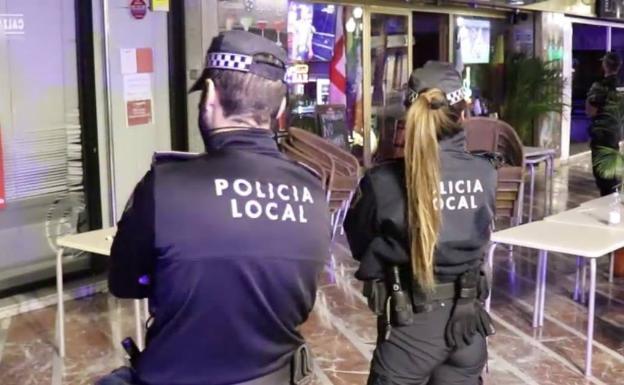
left=609, top=188, right=621, bottom=225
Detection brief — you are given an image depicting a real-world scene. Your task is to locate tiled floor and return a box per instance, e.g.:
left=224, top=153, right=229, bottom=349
left=1, top=155, right=624, bottom=385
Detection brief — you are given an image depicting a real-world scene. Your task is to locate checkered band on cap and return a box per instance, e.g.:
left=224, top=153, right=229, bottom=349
left=446, top=88, right=465, bottom=105
left=206, top=52, right=253, bottom=72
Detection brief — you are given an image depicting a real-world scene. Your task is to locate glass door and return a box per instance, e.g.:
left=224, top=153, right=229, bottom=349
left=363, top=8, right=412, bottom=166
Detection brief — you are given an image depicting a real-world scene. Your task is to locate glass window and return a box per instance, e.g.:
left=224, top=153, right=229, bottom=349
left=453, top=14, right=535, bottom=118
left=0, top=1, right=92, bottom=292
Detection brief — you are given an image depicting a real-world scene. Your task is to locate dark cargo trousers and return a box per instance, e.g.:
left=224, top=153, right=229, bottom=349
left=366, top=301, right=487, bottom=385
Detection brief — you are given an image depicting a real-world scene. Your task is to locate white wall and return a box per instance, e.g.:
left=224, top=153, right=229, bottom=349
left=93, top=0, right=172, bottom=224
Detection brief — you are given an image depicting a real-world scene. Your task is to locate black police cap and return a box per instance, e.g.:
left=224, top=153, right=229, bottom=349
left=405, top=61, right=465, bottom=107
left=190, top=30, right=288, bottom=92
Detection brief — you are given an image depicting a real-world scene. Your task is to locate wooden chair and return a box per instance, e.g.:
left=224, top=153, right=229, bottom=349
left=464, top=118, right=525, bottom=227
left=285, top=127, right=361, bottom=240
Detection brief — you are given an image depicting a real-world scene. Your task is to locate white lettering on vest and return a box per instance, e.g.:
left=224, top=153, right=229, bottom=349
left=282, top=204, right=296, bottom=222
left=277, top=185, right=290, bottom=201
left=266, top=203, right=279, bottom=220
left=299, top=205, right=308, bottom=223
left=245, top=200, right=263, bottom=219
left=267, top=183, right=274, bottom=199
left=456, top=180, right=466, bottom=194
left=234, top=179, right=253, bottom=197
left=231, top=199, right=243, bottom=218
left=256, top=182, right=267, bottom=199
left=215, top=179, right=229, bottom=196
left=474, top=180, right=484, bottom=193
left=446, top=196, right=457, bottom=210
left=302, top=187, right=314, bottom=204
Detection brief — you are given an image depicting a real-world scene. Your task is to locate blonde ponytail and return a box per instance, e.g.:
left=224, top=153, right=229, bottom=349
left=404, top=88, right=461, bottom=291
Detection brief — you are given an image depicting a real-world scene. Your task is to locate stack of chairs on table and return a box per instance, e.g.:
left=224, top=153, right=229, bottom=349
left=464, top=117, right=525, bottom=227
left=281, top=127, right=360, bottom=241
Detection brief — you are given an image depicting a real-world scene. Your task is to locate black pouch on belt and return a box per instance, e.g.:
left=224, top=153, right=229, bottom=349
left=363, top=279, right=387, bottom=316
left=389, top=266, right=414, bottom=326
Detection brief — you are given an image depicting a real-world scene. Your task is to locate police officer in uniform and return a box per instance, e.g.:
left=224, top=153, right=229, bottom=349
left=586, top=52, right=622, bottom=196
left=344, top=62, right=496, bottom=385
left=97, top=30, right=330, bottom=385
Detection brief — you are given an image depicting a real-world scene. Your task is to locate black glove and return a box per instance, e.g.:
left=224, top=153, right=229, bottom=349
left=445, top=299, right=496, bottom=350
left=445, top=298, right=478, bottom=350
left=476, top=303, right=496, bottom=337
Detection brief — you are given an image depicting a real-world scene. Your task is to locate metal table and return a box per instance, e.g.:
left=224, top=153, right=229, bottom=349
left=487, top=220, right=624, bottom=377
left=56, top=228, right=146, bottom=357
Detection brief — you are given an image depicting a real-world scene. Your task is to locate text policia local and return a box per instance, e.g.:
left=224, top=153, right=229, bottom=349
left=435, top=179, right=485, bottom=211
left=215, top=179, right=314, bottom=223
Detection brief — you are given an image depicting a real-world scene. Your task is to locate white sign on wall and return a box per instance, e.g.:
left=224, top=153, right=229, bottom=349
left=0, top=14, right=25, bottom=37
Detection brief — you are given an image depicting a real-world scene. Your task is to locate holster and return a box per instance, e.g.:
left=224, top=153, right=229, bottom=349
left=291, top=344, right=313, bottom=385
left=478, top=262, right=491, bottom=302
left=362, top=279, right=387, bottom=316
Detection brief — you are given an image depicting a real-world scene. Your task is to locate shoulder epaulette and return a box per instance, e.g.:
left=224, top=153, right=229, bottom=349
left=152, top=151, right=200, bottom=165
left=470, top=150, right=503, bottom=169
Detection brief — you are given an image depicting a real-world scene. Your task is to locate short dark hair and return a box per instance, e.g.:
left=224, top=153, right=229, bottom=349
left=604, top=53, right=622, bottom=73
left=202, top=69, right=287, bottom=126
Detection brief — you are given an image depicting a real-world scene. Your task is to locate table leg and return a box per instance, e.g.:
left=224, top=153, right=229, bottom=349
left=574, top=256, right=581, bottom=302
left=581, top=261, right=588, bottom=304
left=585, top=258, right=597, bottom=377
left=134, top=300, right=144, bottom=350
left=528, top=164, right=536, bottom=223
left=56, top=248, right=66, bottom=358
left=533, top=251, right=544, bottom=328
left=547, top=156, right=554, bottom=216
left=609, top=252, right=615, bottom=284
left=539, top=250, right=549, bottom=327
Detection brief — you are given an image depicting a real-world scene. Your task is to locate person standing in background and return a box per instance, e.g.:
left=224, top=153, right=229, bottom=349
left=586, top=52, right=622, bottom=196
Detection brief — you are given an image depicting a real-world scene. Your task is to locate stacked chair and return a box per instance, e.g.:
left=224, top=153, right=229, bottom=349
left=282, top=127, right=360, bottom=241
left=464, top=117, right=525, bottom=227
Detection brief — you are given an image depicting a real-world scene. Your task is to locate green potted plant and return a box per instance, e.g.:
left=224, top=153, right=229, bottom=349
left=593, top=92, right=624, bottom=276
left=593, top=93, right=624, bottom=181
left=501, top=54, right=566, bottom=145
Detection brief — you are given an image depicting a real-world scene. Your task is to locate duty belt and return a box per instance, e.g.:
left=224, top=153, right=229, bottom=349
left=235, top=345, right=313, bottom=385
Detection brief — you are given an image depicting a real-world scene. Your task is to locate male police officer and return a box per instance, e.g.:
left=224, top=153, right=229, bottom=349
left=586, top=52, right=622, bottom=196
left=97, top=30, right=330, bottom=385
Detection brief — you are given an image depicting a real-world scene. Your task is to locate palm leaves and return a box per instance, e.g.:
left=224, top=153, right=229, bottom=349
left=593, top=93, right=624, bottom=181
left=501, top=54, right=566, bottom=144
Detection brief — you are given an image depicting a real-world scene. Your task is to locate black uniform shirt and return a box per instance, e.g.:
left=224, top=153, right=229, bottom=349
left=587, top=75, right=621, bottom=146
left=344, top=131, right=496, bottom=282
left=109, top=129, right=330, bottom=385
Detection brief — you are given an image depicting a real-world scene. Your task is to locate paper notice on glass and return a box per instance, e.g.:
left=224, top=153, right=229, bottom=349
left=121, top=48, right=138, bottom=74
left=124, top=73, right=152, bottom=101
left=123, top=73, right=153, bottom=127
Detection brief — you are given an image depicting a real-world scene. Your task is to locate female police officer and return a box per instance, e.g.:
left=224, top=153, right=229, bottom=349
left=344, top=61, right=496, bottom=385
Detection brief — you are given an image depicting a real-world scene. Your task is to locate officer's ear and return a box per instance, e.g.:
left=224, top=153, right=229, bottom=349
left=205, top=79, right=218, bottom=109
left=275, top=97, right=287, bottom=120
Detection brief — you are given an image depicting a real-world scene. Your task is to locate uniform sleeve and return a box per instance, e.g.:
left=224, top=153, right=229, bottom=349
left=344, top=174, right=377, bottom=261
left=108, top=170, right=156, bottom=299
